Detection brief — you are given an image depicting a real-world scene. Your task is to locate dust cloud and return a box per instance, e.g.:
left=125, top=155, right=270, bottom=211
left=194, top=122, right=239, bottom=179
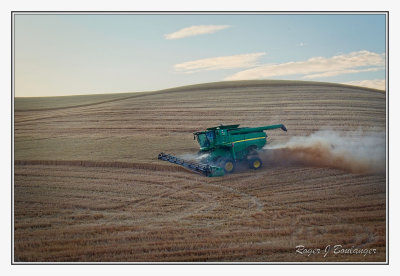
left=262, top=130, right=386, bottom=174
left=177, top=153, right=210, bottom=162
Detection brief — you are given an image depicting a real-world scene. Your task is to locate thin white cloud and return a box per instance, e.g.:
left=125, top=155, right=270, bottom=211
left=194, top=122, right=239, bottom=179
left=174, top=52, right=266, bottom=73
left=297, top=42, right=307, bottom=47
left=225, top=50, right=385, bottom=81
left=164, top=25, right=231, bottom=39
left=303, top=67, right=384, bottom=79
left=342, top=79, right=386, bottom=91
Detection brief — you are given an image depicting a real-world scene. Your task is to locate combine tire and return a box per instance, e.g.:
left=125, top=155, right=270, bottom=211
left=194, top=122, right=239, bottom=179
left=219, top=159, right=236, bottom=173
left=249, top=157, right=262, bottom=170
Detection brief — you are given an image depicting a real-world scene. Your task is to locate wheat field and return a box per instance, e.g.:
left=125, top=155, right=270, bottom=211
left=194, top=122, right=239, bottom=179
left=14, top=80, right=386, bottom=262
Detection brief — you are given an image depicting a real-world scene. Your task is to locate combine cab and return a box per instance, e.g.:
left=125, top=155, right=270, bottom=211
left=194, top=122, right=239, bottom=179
left=158, top=124, right=287, bottom=177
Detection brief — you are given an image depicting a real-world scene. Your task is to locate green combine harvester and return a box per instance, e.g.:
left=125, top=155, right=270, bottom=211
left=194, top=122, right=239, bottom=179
left=158, top=124, right=287, bottom=177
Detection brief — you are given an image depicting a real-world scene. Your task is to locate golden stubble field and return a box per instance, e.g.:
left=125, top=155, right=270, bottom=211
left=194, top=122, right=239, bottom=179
left=14, top=80, right=386, bottom=262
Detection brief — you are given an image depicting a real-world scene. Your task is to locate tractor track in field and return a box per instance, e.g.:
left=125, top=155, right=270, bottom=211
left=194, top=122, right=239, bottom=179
left=14, top=159, right=188, bottom=173
left=200, top=182, right=264, bottom=212
left=15, top=91, right=164, bottom=113
left=15, top=159, right=264, bottom=213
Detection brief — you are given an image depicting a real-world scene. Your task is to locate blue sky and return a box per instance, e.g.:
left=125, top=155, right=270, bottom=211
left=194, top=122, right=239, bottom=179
left=14, top=13, right=386, bottom=97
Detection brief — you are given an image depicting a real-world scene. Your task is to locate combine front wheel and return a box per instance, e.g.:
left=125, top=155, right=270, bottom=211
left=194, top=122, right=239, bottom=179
left=219, top=159, right=235, bottom=173
left=249, top=157, right=262, bottom=170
